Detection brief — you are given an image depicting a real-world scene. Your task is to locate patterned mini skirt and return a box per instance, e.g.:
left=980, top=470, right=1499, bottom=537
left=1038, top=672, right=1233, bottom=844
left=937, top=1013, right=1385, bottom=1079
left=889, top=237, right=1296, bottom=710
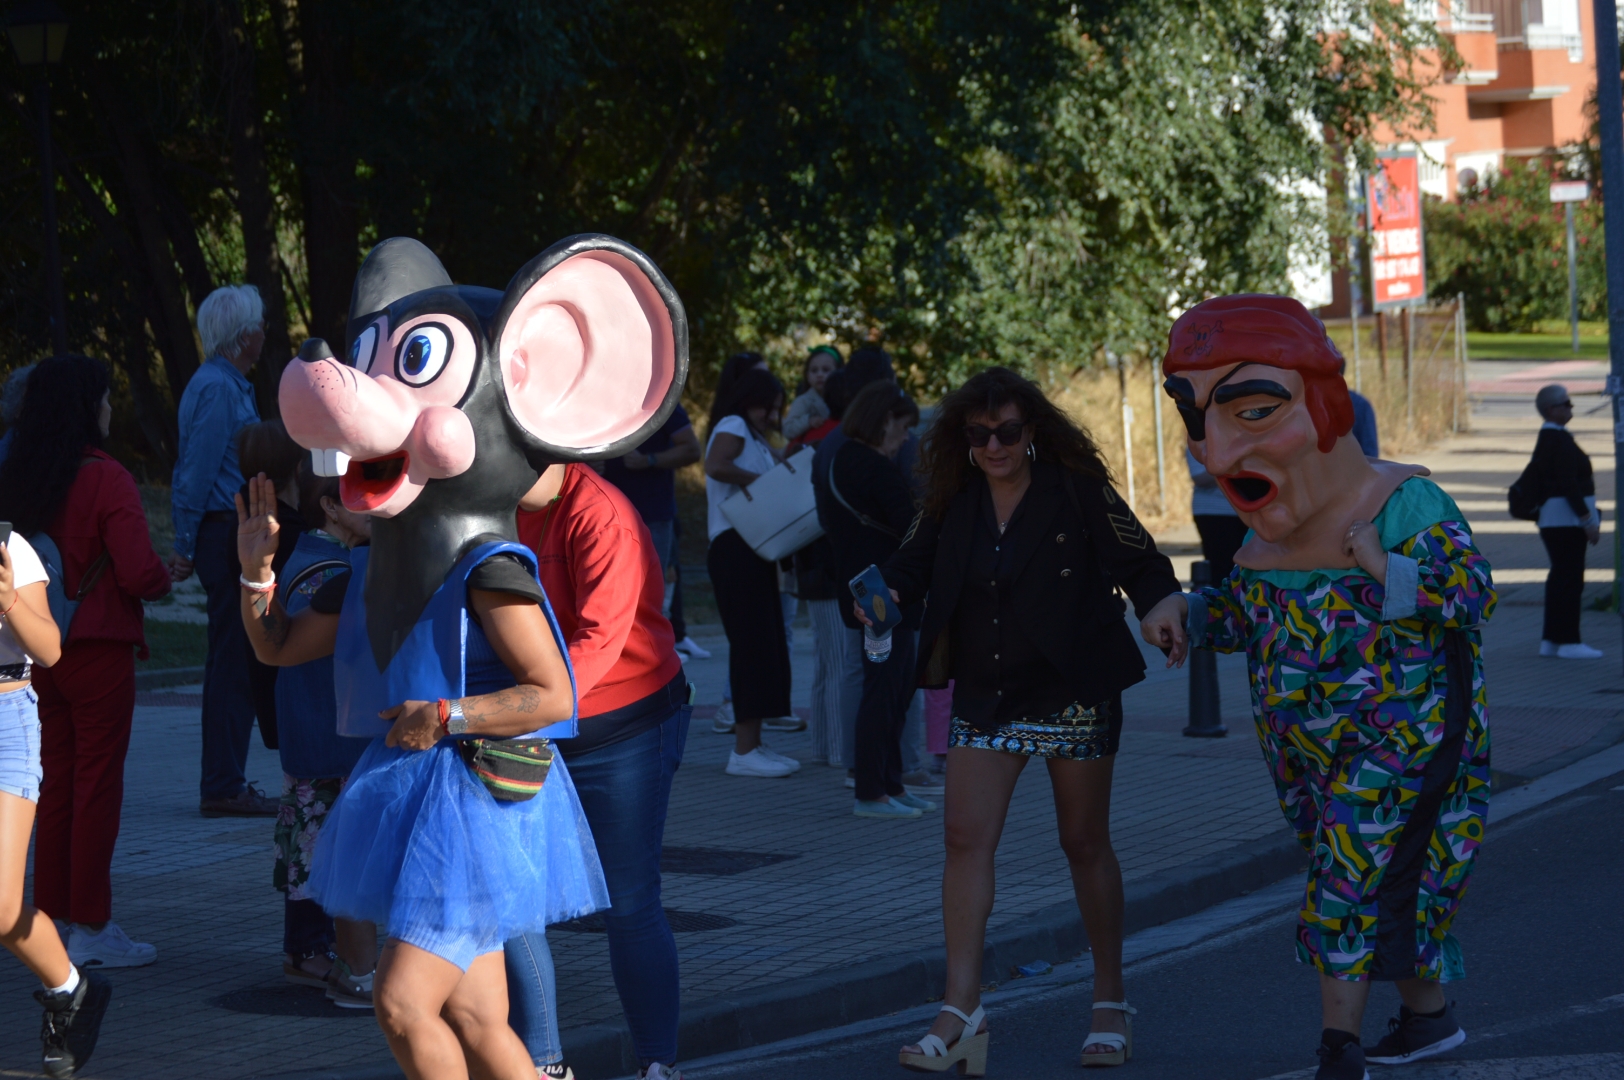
left=949, top=696, right=1122, bottom=760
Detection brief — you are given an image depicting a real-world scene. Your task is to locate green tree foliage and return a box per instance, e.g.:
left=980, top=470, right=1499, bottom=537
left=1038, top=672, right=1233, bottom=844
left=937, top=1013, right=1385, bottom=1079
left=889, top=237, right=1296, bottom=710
left=1, top=0, right=1447, bottom=471
left=1426, top=160, right=1605, bottom=332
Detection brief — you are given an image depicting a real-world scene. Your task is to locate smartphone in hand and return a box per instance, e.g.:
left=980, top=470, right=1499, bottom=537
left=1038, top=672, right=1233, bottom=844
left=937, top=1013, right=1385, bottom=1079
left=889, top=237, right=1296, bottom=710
left=848, top=564, right=901, bottom=636
left=0, top=522, right=12, bottom=548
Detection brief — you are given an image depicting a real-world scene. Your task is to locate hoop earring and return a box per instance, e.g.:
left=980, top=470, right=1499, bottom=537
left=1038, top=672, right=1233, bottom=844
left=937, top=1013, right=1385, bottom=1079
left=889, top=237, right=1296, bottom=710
left=1027, top=443, right=1036, bottom=461
left=968, top=448, right=978, bottom=469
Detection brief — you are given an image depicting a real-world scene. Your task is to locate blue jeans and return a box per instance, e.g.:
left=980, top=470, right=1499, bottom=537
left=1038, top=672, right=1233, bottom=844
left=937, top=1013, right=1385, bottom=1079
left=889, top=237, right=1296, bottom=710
left=507, top=701, right=690, bottom=1067
left=196, top=518, right=256, bottom=799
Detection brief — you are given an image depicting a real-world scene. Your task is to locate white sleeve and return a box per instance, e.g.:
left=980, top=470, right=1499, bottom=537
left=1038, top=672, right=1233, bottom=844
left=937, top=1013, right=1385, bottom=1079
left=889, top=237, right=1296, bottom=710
left=4, top=533, right=48, bottom=590
left=713, top=415, right=749, bottom=441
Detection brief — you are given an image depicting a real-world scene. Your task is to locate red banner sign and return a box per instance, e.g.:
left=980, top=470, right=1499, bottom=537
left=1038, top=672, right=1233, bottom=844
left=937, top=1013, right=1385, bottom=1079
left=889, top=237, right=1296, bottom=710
left=1367, top=154, right=1425, bottom=309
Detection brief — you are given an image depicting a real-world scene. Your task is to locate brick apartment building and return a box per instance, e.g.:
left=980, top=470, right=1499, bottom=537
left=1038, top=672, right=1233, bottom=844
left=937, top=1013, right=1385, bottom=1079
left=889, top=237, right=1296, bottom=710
left=1317, top=0, right=1605, bottom=314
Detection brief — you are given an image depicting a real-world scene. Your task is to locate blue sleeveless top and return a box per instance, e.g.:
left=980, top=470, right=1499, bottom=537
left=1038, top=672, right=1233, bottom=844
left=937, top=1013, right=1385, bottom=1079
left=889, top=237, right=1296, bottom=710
left=275, top=531, right=370, bottom=777
left=334, top=540, right=578, bottom=741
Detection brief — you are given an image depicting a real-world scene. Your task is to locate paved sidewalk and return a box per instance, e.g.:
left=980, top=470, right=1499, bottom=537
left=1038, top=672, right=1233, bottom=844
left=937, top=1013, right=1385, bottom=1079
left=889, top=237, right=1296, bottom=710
left=1, top=379, right=1620, bottom=1079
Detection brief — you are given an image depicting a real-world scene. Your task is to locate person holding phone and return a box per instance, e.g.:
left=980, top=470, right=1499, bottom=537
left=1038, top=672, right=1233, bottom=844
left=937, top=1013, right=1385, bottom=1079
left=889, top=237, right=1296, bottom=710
left=860, top=367, right=1179, bottom=1073
left=815, top=382, right=925, bottom=818
left=0, top=519, right=111, bottom=1076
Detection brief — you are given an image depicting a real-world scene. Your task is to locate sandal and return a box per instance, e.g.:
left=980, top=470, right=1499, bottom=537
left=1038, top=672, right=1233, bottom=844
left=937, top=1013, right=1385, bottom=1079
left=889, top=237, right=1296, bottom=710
left=1080, top=1000, right=1136, bottom=1067
left=898, top=1003, right=988, bottom=1076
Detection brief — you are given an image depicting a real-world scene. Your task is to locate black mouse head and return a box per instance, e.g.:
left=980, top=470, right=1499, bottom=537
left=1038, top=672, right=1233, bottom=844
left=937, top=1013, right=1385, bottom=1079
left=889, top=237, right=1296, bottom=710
left=280, top=233, right=687, bottom=531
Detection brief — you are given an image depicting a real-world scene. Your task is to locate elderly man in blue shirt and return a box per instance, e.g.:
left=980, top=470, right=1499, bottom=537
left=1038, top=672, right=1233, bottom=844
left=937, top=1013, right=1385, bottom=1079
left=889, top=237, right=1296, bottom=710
left=170, top=285, right=276, bottom=817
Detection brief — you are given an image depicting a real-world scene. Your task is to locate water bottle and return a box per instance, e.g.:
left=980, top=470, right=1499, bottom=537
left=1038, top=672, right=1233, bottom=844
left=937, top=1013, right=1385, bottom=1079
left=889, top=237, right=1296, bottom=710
left=864, top=629, right=893, bottom=663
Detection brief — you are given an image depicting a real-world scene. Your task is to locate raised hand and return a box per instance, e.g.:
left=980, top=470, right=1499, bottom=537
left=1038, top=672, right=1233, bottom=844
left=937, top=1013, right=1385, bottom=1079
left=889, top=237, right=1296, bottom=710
left=236, top=472, right=281, bottom=582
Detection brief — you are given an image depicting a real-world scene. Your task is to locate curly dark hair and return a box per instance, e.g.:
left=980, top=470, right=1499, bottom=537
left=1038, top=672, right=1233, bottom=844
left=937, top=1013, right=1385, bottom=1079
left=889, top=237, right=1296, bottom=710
left=0, top=355, right=109, bottom=537
left=918, top=366, right=1112, bottom=521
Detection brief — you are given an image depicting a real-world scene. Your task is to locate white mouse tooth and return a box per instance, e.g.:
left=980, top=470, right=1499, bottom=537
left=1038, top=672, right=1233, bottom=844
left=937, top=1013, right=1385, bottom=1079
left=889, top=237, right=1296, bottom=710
left=312, top=448, right=351, bottom=477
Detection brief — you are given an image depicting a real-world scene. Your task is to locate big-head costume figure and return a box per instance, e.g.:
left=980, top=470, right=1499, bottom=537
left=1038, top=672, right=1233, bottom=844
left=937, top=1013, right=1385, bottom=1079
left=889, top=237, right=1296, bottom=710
left=1160, top=295, right=1494, bottom=1072
left=273, top=233, right=684, bottom=974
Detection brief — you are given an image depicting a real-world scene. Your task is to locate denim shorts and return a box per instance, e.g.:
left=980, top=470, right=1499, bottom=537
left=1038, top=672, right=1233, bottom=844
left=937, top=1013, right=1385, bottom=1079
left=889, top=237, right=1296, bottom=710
left=0, top=686, right=40, bottom=802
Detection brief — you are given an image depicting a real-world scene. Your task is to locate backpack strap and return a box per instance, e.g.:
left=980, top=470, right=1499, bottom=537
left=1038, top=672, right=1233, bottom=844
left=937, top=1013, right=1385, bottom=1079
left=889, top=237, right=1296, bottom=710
left=74, top=550, right=111, bottom=601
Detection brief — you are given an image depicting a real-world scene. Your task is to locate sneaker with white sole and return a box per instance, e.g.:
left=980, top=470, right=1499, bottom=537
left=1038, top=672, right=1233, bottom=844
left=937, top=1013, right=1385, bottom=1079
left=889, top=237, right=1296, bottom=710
left=844, top=768, right=856, bottom=789
left=711, top=702, right=735, bottom=733
left=1539, top=639, right=1559, bottom=657
left=1557, top=642, right=1604, bottom=659
left=67, top=922, right=157, bottom=969
left=894, top=792, right=937, bottom=812
left=762, top=714, right=806, bottom=732
left=854, top=798, right=923, bottom=819
left=1366, top=1003, right=1466, bottom=1065
left=537, top=1065, right=575, bottom=1079
left=901, top=770, right=945, bottom=796
left=726, top=748, right=797, bottom=777
left=755, top=744, right=802, bottom=772
left=675, top=636, right=712, bottom=660
left=640, top=1063, right=683, bottom=1080
left=325, top=958, right=374, bottom=1010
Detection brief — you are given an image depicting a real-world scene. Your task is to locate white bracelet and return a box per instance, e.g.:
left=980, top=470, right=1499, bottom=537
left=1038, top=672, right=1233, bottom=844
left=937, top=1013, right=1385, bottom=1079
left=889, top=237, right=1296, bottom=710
left=239, top=572, right=276, bottom=593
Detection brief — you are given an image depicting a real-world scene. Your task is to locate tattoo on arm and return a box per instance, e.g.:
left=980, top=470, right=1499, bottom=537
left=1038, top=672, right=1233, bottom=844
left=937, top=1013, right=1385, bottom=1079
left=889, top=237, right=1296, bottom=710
left=462, top=685, right=543, bottom=731
left=252, top=592, right=291, bottom=648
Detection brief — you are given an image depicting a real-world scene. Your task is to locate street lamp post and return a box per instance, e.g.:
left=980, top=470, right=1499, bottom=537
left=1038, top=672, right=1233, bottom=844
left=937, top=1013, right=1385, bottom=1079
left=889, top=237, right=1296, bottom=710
left=5, top=1, right=70, bottom=357
left=1594, top=0, right=1624, bottom=663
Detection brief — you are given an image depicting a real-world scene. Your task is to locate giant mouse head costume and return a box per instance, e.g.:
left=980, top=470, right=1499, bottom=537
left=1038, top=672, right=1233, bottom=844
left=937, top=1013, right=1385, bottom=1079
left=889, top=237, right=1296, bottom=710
left=279, top=233, right=687, bottom=668
left=1161, top=294, right=1422, bottom=572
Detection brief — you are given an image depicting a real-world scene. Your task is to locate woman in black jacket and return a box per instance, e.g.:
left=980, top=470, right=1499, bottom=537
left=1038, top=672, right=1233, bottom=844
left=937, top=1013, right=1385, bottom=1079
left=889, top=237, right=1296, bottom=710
left=817, top=381, right=924, bottom=818
left=1530, top=383, right=1603, bottom=658
left=867, top=368, right=1180, bottom=1073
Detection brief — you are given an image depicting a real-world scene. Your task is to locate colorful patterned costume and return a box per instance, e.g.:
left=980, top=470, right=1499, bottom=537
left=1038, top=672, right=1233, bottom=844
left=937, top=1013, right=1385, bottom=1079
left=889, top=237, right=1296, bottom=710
left=1189, top=477, right=1494, bottom=982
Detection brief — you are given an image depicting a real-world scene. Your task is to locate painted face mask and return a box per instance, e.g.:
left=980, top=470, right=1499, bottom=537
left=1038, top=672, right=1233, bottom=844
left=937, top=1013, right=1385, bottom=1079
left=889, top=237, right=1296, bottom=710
left=279, top=234, right=687, bottom=670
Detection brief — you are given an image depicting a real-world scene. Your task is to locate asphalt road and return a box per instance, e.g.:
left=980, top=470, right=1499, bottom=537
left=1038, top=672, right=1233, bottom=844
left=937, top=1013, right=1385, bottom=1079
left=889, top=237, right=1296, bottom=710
left=681, top=774, right=1624, bottom=1080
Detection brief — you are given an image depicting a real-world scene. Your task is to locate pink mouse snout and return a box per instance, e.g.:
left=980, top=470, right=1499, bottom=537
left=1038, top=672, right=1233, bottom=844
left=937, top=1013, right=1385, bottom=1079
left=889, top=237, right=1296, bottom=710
left=279, top=349, right=476, bottom=516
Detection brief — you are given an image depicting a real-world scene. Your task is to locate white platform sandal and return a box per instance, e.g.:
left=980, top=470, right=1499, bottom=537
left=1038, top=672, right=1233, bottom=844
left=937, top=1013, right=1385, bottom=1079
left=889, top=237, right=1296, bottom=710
left=1080, top=1000, right=1136, bottom=1067
left=898, top=1003, right=988, bottom=1076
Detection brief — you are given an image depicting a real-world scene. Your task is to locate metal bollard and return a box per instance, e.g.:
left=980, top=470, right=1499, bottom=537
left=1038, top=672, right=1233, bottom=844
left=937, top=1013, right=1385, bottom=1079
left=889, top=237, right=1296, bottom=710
left=1184, top=559, right=1227, bottom=738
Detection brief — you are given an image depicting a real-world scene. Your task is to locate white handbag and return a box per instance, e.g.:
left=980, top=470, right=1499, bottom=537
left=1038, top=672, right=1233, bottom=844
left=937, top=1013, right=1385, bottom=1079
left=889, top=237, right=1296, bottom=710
left=719, top=445, right=824, bottom=561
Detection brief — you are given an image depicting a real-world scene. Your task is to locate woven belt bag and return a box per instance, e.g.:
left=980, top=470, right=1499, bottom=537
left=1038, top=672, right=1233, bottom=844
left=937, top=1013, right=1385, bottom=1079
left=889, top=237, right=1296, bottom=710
left=456, top=738, right=553, bottom=802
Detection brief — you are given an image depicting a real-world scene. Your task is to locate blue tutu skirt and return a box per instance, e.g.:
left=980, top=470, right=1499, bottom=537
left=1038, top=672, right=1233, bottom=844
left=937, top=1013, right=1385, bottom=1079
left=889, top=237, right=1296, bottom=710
left=307, top=737, right=607, bottom=969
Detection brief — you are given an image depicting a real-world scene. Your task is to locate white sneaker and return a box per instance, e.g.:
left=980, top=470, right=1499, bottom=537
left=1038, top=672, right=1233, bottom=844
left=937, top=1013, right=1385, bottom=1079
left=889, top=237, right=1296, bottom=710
left=640, top=1064, right=683, bottom=1080
left=675, top=636, right=712, bottom=660
left=901, top=770, right=945, bottom=796
left=711, top=702, right=735, bottom=733
left=844, top=768, right=856, bottom=789
left=726, top=748, right=797, bottom=777
left=756, top=743, right=802, bottom=772
left=68, top=921, right=157, bottom=969
left=762, top=714, right=806, bottom=732
left=1540, top=640, right=1559, bottom=657
left=1557, top=642, right=1604, bottom=659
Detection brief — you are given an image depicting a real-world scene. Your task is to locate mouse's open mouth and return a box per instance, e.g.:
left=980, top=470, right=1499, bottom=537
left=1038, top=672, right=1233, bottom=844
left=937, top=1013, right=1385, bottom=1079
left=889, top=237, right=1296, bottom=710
left=341, top=451, right=409, bottom=512
left=1217, top=471, right=1278, bottom=512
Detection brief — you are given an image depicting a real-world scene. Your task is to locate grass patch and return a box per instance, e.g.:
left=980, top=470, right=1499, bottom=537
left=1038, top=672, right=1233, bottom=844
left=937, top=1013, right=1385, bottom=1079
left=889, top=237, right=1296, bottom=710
left=1466, top=322, right=1611, bottom=362
left=139, top=620, right=207, bottom=671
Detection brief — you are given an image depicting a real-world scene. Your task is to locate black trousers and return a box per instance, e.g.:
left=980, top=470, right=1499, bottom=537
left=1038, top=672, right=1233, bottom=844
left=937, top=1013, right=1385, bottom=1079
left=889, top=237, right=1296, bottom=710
left=707, top=529, right=791, bottom=722
left=1540, top=526, right=1588, bottom=644
left=1194, top=514, right=1249, bottom=583
left=196, top=517, right=256, bottom=799
left=855, top=628, right=917, bottom=802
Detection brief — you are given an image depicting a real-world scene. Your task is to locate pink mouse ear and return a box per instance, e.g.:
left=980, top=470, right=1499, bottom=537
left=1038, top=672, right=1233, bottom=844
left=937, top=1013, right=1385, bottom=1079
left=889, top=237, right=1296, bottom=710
left=493, top=235, right=687, bottom=456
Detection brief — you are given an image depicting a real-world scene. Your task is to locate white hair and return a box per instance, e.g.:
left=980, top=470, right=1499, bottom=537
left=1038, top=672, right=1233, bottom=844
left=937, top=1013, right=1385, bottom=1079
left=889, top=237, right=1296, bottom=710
left=196, top=284, right=265, bottom=360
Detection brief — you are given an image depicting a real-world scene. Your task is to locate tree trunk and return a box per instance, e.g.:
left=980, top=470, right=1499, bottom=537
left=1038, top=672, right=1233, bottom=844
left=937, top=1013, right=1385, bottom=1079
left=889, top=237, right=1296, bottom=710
left=269, top=0, right=358, bottom=351
left=80, top=76, right=201, bottom=402
left=216, top=0, right=294, bottom=416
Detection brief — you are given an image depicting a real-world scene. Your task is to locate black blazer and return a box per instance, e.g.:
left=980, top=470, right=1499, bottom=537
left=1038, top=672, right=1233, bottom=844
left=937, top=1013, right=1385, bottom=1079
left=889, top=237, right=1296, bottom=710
left=1531, top=425, right=1594, bottom=520
left=881, top=460, right=1180, bottom=705
left=817, top=439, right=920, bottom=629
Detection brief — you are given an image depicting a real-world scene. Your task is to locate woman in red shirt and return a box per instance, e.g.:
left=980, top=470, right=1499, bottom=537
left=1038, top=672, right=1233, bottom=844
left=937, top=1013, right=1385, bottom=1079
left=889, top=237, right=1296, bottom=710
left=505, top=462, right=690, bottom=1080
left=0, top=356, right=172, bottom=970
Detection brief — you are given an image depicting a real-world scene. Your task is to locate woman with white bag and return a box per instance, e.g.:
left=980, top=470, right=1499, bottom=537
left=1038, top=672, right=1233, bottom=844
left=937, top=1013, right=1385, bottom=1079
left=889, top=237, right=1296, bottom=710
left=704, top=369, right=800, bottom=779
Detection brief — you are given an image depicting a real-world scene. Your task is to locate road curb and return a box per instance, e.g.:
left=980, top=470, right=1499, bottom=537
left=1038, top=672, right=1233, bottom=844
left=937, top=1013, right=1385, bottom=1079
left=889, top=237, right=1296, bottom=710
left=261, top=830, right=1303, bottom=1080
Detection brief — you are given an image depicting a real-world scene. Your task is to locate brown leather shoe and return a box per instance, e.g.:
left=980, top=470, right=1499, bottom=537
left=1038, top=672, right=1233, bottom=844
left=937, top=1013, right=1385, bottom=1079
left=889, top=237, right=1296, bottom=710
left=199, top=783, right=278, bottom=818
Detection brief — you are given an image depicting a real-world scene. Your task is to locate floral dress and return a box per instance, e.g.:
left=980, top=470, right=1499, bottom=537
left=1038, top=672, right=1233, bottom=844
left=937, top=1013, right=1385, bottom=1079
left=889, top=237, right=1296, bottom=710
left=1189, top=477, right=1494, bottom=982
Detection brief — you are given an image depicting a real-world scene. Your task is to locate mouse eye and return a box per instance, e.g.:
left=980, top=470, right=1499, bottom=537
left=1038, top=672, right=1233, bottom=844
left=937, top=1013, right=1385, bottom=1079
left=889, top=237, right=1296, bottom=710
left=396, top=325, right=451, bottom=387
left=350, top=326, right=379, bottom=372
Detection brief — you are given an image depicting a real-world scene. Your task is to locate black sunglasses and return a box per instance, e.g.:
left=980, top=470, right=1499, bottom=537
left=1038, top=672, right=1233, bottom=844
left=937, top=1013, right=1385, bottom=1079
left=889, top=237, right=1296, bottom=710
left=966, top=420, right=1028, bottom=448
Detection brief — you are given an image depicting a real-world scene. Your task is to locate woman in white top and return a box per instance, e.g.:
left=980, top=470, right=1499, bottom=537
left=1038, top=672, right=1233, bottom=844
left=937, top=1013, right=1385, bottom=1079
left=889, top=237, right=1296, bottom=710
left=0, top=529, right=107, bottom=1076
left=703, top=368, right=800, bottom=778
